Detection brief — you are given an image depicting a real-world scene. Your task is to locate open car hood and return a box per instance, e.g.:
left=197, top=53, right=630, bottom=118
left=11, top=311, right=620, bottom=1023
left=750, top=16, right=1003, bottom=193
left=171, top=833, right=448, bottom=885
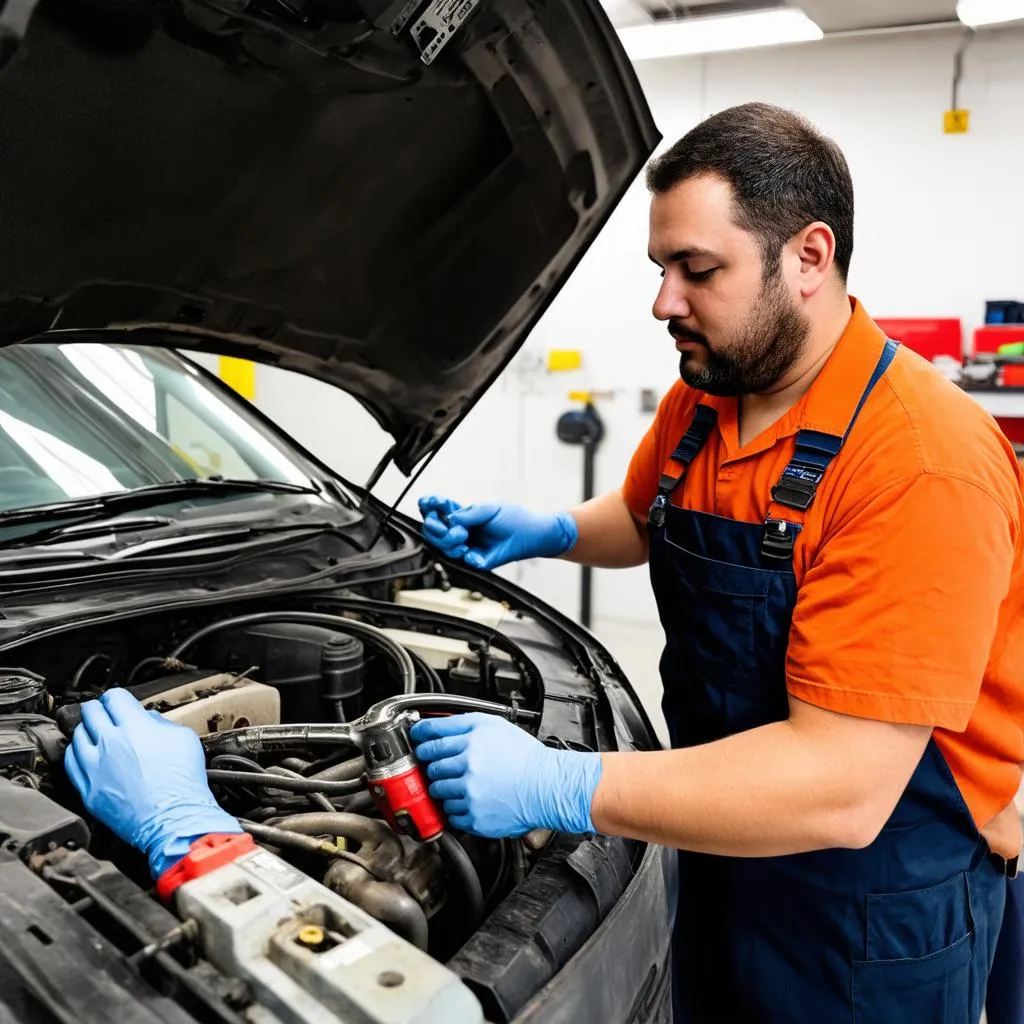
left=0, top=0, right=658, bottom=474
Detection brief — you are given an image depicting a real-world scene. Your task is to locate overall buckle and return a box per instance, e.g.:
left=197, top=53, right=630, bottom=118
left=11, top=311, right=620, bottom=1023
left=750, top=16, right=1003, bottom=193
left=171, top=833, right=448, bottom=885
left=771, top=471, right=821, bottom=512
left=648, top=495, right=668, bottom=529
left=761, top=519, right=799, bottom=560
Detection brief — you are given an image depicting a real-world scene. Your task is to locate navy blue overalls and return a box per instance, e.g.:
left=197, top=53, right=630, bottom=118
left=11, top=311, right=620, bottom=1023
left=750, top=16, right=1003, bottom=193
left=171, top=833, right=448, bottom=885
left=647, top=340, right=1009, bottom=1022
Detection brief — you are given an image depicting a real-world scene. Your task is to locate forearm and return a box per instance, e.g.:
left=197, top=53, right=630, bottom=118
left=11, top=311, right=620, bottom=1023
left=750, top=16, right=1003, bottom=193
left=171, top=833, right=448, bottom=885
left=563, top=489, right=648, bottom=568
left=590, top=710, right=930, bottom=857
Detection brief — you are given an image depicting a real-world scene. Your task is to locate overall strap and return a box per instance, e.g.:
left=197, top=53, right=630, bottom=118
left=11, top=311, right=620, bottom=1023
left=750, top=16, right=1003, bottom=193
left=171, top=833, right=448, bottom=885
left=648, top=403, right=718, bottom=529
left=761, top=339, right=900, bottom=560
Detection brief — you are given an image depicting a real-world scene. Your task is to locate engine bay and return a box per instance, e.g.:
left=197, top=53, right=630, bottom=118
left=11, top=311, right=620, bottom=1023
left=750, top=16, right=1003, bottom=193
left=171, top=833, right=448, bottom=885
left=0, top=578, right=636, bottom=1024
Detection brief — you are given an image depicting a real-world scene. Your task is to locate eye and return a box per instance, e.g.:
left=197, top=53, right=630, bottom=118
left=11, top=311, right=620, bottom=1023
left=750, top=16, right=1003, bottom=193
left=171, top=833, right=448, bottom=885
left=684, top=267, right=718, bottom=282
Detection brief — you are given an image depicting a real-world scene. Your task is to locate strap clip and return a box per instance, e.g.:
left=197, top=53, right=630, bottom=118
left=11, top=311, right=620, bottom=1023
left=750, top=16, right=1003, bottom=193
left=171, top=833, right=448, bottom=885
left=761, top=519, right=800, bottom=560
left=648, top=494, right=668, bottom=529
left=770, top=469, right=822, bottom=512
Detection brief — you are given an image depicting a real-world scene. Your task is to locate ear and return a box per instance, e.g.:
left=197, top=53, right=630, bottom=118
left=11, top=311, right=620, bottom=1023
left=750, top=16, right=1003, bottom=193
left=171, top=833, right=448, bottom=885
left=792, top=222, right=836, bottom=298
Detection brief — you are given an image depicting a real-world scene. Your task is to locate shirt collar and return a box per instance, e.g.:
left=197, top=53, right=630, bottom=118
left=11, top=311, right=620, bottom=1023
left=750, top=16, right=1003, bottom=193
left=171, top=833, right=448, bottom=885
left=797, top=297, right=888, bottom=438
left=699, top=297, right=887, bottom=457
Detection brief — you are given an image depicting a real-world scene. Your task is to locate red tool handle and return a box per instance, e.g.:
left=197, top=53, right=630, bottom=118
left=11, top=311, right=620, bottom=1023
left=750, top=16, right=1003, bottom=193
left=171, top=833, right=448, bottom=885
left=370, top=764, right=445, bottom=843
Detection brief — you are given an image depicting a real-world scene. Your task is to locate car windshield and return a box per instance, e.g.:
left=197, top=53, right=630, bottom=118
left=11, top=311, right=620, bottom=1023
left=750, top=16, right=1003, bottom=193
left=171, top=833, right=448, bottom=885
left=0, top=341, right=315, bottom=514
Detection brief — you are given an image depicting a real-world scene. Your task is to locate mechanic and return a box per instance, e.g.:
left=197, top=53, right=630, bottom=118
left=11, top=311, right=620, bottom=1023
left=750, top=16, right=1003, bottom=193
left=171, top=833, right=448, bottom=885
left=413, top=102, right=1024, bottom=1023
left=62, top=103, right=1024, bottom=1023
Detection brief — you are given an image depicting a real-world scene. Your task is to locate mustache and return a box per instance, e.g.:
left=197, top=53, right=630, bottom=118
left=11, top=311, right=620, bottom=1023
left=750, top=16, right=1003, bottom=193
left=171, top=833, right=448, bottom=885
left=668, top=322, right=708, bottom=347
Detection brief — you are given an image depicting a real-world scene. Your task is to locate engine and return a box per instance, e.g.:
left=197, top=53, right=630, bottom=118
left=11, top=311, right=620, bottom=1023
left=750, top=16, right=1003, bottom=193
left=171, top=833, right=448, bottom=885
left=0, top=588, right=586, bottom=1024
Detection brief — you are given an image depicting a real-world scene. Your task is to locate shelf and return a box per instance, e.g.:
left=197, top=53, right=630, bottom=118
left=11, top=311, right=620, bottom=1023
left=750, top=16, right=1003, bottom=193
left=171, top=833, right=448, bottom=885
left=962, top=390, right=1024, bottom=417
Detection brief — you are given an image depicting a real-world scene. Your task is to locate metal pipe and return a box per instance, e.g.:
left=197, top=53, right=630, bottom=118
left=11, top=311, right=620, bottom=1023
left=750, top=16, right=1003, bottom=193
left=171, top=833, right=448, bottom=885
left=270, top=813, right=429, bottom=950
left=360, top=693, right=542, bottom=727
left=201, top=695, right=539, bottom=757
left=322, top=860, right=429, bottom=950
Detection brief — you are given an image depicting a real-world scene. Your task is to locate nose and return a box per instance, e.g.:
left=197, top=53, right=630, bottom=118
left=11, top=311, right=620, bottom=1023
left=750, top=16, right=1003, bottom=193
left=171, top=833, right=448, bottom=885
left=652, top=273, right=692, bottom=323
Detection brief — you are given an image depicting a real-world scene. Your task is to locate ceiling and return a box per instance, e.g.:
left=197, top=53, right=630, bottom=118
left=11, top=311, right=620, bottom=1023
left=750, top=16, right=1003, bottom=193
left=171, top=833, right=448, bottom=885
left=600, top=0, right=960, bottom=33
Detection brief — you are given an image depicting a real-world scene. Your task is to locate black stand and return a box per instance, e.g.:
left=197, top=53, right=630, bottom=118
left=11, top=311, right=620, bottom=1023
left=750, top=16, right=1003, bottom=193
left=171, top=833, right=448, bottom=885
left=556, top=402, right=605, bottom=629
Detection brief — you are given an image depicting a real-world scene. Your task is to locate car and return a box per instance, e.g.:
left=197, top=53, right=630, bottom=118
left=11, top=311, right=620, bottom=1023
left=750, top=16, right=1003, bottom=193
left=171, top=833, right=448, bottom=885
left=0, top=2, right=672, bottom=1023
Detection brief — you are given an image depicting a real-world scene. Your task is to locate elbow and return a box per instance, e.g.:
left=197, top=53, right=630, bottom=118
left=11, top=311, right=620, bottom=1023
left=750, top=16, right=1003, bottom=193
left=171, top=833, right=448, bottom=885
left=825, top=799, right=893, bottom=851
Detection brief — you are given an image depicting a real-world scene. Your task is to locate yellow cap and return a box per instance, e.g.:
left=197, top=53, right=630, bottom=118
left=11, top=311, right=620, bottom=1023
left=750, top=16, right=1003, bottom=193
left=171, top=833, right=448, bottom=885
left=297, top=925, right=325, bottom=947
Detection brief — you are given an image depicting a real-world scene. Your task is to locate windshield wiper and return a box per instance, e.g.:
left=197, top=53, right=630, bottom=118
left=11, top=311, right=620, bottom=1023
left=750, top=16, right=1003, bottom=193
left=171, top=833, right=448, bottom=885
left=0, top=478, right=320, bottom=535
left=7, top=515, right=175, bottom=549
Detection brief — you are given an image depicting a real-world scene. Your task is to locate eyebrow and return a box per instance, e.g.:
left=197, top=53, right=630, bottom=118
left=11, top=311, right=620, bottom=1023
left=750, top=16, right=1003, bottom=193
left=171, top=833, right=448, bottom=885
left=648, top=247, right=723, bottom=266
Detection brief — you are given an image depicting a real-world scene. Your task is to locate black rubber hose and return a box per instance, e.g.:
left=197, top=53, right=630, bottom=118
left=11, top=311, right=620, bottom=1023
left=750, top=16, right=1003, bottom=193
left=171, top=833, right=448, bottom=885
left=269, top=765, right=334, bottom=813
left=485, top=840, right=510, bottom=906
left=167, top=611, right=415, bottom=693
left=438, top=831, right=485, bottom=928
left=311, top=755, right=366, bottom=783
left=239, top=821, right=382, bottom=877
left=269, top=813, right=400, bottom=856
left=210, top=754, right=266, bottom=774
left=207, top=769, right=365, bottom=797
left=407, top=648, right=445, bottom=694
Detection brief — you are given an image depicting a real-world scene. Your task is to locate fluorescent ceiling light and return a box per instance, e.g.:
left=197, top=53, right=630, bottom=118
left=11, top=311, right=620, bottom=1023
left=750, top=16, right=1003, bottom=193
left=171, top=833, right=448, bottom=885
left=956, top=0, right=1024, bottom=25
left=618, top=8, right=823, bottom=61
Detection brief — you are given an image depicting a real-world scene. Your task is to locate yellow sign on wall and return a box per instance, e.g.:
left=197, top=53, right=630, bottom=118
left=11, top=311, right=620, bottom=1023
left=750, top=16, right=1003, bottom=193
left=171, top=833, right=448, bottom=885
left=218, top=356, right=256, bottom=400
left=944, top=109, right=970, bottom=134
left=547, top=349, right=583, bottom=372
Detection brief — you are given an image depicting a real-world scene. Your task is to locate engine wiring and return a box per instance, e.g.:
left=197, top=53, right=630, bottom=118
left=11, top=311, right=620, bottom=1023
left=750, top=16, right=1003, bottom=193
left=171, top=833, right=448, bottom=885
left=167, top=610, right=417, bottom=694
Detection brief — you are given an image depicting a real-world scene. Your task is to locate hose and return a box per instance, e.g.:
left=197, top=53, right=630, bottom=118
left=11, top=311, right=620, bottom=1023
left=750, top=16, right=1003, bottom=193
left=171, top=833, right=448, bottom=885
left=239, top=821, right=381, bottom=876
left=485, top=840, right=510, bottom=906
left=211, top=754, right=340, bottom=813
left=268, top=813, right=401, bottom=861
left=322, top=858, right=429, bottom=950
left=407, top=648, right=445, bottom=694
left=206, top=769, right=364, bottom=797
left=209, top=754, right=266, bottom=774
left=167, top=611, right=416, bottom=694
left=438, top=831, right=485, bottom=929
left=311, top=755, right=366, bottom=783
left=269, top=813, right=428, bottom=951
left=268, top=766, right=334, bottom=813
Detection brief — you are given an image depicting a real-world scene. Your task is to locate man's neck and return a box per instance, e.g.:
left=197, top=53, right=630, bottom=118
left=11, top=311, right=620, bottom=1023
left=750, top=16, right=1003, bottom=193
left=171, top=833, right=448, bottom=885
left=738, top=294, right=852, bottom=447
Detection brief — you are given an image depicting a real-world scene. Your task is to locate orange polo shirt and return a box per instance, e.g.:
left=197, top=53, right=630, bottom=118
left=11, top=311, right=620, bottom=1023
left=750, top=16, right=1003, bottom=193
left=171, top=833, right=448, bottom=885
left=622, top=298, right=1024, bottom=851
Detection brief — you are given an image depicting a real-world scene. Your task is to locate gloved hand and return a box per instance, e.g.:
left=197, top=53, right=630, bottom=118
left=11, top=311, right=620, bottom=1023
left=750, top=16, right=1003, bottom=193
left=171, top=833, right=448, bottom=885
left=417, top=496, right=578, bottom=572
left=409, top=713, right=603, bottom=839
left=64, top=688, right=243, bottom=880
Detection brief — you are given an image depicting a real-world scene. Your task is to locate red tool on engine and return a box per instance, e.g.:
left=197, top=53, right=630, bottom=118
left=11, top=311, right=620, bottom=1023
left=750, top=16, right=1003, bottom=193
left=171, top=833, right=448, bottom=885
left=363, top=718, right=445, bottom=842
left=201, top=693, right=541, bottom=844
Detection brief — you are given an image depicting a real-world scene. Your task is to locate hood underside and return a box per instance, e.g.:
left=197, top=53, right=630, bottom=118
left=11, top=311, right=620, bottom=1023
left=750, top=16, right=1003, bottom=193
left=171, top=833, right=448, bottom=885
left=0, top=0, right=658, bottom=474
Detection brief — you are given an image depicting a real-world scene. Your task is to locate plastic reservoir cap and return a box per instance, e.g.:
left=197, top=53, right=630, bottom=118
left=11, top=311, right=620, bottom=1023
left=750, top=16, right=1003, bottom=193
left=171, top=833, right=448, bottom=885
left=297, top=926, right=326, bottom=948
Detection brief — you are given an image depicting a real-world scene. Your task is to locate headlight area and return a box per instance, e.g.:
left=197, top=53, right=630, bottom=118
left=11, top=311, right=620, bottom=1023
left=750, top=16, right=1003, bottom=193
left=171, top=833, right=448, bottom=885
left=0, top=581, right=652, bottom=1024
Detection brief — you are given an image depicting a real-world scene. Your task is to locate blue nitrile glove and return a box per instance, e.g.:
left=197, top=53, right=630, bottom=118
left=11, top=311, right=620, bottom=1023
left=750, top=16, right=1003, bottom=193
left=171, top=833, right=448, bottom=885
left=64, top=688, right=243, bottom=880
left=409, top=713, right=603, bottom=839
left=417, top=496, right=578, bottom=572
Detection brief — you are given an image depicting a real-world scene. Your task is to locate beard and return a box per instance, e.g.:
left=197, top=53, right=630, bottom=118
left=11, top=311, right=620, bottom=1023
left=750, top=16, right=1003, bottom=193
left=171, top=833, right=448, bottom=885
left=672, top=274, right=811, bottom=397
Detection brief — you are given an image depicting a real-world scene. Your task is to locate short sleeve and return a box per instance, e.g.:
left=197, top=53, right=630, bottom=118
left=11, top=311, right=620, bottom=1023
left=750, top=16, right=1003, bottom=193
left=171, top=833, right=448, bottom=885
left=787, top=472, right=1018, bottom=730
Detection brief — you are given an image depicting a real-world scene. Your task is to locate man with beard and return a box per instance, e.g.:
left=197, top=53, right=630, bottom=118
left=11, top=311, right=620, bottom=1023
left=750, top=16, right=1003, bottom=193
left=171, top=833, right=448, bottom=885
left=412, top=103, right=1024, bottom=1021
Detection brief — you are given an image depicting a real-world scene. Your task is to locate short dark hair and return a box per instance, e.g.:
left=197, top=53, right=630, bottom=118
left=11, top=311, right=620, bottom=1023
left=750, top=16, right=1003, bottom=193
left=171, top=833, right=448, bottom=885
left=646, top=103, right=854, bottom=282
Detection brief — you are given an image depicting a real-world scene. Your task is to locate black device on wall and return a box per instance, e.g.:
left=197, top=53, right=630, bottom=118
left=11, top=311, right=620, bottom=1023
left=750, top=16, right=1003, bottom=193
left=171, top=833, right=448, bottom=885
left=556, top=401, right=605, bottom=629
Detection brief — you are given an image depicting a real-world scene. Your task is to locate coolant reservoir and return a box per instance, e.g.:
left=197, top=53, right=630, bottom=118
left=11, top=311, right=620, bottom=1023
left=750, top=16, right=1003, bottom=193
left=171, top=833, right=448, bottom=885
left=394, top=588, right=508, bottom=629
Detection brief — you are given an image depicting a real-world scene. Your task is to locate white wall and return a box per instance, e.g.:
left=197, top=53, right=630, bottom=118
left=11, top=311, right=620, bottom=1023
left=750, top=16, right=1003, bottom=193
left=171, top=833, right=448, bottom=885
left=241, top=24, right=1024, bottom=632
